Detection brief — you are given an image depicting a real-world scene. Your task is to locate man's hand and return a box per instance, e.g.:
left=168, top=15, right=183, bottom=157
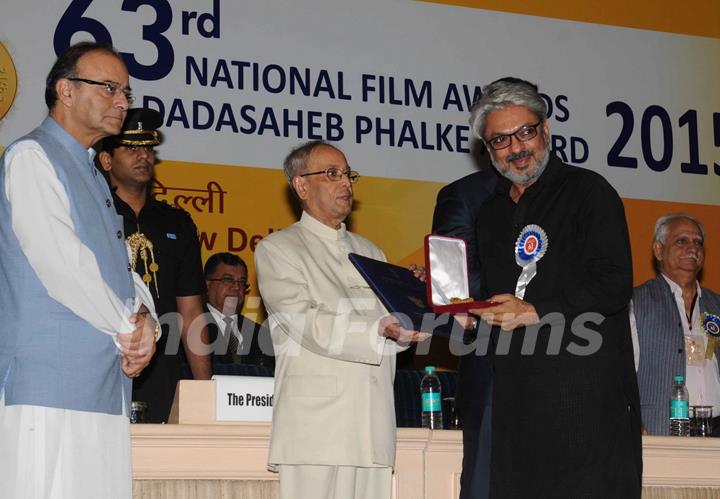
left=378, top=315, right=431, bottom=345
left=453, top=313, right=477, bottom=331
left=469, top=294, right=539, bottom=331
left=408, top=263, right=426, bottom=283
left=118, top=308, right=157, bottom=378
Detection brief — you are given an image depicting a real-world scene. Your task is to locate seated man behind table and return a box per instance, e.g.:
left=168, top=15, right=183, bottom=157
left=204, top=252, right=274, bottom=370
left=632, top=213, right=720, bottom=436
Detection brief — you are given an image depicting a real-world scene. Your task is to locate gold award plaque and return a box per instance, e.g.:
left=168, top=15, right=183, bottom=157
left=0, top=42, right=18, bottom=121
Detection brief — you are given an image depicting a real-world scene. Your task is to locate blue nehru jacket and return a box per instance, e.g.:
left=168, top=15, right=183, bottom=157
left=0, top=117, right=134, bottom=415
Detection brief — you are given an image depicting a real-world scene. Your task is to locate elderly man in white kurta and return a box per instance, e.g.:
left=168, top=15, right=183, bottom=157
left=0, top=42, right=157, bottom=499
left=255, top=141, right=428, bottom=499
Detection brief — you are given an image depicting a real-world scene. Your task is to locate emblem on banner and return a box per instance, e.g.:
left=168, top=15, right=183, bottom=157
left=514, top=224, right=548, bottom=300
left=0, top=42, right=18, bottom=121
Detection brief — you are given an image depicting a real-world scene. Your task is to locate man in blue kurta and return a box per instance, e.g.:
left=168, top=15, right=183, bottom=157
left=0, top=42, right=157, bottom=499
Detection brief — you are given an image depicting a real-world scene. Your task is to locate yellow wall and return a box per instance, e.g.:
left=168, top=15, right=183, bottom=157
left=421, top=0, right=720, bottom=38
left=154, top=160, right=720, bottom=297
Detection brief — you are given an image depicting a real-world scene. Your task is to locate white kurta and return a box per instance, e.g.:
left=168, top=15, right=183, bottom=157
left=256, top=212, right=401, bottom=464
left=0, top=140, right=155, bottom=499
left=256, top=211, right=399, bottom=499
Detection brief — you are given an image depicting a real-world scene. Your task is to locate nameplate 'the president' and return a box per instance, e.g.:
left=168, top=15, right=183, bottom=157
left=213, top=375, right=274, bottom=422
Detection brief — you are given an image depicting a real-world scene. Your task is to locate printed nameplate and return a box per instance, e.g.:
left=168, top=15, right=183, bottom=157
left=213, top=375, right=274, bottom=422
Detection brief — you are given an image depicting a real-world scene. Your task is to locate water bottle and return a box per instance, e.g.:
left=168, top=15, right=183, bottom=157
left=669, top=375, right=690, bottom=436
left=421, top=366, right=443, bottom=429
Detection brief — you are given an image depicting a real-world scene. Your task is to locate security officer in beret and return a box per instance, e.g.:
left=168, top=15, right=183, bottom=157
left=97, top=108, right=211, bottom=423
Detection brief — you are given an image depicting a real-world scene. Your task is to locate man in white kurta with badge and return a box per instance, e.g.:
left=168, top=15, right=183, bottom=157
left=0, top=42, right=158, bottom=498
left=255, top=140, right=429, bottom=499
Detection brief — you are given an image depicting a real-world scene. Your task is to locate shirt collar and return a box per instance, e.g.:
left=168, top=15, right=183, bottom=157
left=112, top=191, right=135, bottom=218
left=112, top=186, right=155, bottom=206
left=300, top=211, right=347, bottom=241
left=207, top=303, right=237, bottom=328
left=661, top=273, right=702, bottom=299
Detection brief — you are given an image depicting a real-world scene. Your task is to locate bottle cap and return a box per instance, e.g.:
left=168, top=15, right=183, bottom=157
left=674, top=375, right=684, bottom=382
left=425, top=366, right=436, bottom=374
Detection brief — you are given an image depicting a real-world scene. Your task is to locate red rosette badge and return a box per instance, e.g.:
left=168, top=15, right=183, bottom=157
left=514, top=224, right=548, bottom=299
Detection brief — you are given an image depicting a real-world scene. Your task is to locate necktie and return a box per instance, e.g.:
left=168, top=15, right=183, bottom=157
left=224, top=317, right=240, bottom=360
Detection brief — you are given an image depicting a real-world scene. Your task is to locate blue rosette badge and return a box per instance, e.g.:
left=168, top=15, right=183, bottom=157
left=514, top=224, right=548, bottom=299
left=701, top=313, right=720, bottom=360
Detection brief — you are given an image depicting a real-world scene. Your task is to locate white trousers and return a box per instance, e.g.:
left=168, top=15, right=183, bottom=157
left=0, top=395, right=132, bottom=499
left=278, top=464, right=392, bottom=499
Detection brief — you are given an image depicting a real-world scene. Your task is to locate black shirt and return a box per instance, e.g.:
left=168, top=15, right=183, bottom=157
left=114, top=193, right=204, bottom=315
left=477, top=155, right=634, bottom=372
left=114, top=192, right=204, bottom=423
left=476, top=155, right=642, bottom=498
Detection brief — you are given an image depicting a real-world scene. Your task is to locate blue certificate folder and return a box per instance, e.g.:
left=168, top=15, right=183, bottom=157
left=348, top=253, right=458, bottom=337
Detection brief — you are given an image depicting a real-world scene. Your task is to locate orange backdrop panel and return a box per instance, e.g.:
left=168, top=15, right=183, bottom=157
left=421, top=0, right=720, bottom=39
left=155, top=160, right=720, bottom=299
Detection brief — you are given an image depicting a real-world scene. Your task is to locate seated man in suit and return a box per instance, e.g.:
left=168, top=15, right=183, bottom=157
left=632, top=213, right=720, bottom=436
left=204, top=252, right=274, bottom=370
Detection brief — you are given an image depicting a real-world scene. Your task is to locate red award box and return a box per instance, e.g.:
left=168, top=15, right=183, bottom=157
left=424, top=234, right=493, bottom=314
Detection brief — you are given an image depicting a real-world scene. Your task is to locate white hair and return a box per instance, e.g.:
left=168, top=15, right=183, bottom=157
left=653, top=213, right=705, bottom=244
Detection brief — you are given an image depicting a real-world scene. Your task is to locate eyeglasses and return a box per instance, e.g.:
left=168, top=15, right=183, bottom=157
left=207, top=277, right=249, bottom=289
left=484, top=121, right=543, bottom=150
left=68, top=77, right=135, bottom=105
left=300, top=167, right=360, bottom=183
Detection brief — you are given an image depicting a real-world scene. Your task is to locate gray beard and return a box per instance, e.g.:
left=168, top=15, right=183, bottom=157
left=491, top=144, right=551, bottom=185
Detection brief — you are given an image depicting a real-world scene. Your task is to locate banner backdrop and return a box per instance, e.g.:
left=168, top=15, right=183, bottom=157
left=1, top=0, right=719, bottom=309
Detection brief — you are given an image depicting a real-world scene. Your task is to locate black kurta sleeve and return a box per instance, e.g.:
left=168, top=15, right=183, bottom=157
left=532, top=173, right=633, bottom=320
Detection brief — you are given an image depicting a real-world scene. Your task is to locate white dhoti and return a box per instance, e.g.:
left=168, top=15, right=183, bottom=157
left=0, top=395, right=131, bottom=499
left=277, top=464, right=392, bottom=499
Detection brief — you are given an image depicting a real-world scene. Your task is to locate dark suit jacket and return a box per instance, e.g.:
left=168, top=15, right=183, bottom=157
left=432, top=168, right=499, bottom=298
left=431, top=167, right=498, bottom=414
left=206, top=306, right=275, bottom=371
left=431, top=167, right=498, bottom=499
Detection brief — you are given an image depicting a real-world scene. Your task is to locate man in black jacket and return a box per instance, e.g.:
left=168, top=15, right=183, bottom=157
left=204, top=252, right=274, bottom=370
left=466, top=77, right=641, bottom=498
left=432, top=165, right=497, bottom=499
